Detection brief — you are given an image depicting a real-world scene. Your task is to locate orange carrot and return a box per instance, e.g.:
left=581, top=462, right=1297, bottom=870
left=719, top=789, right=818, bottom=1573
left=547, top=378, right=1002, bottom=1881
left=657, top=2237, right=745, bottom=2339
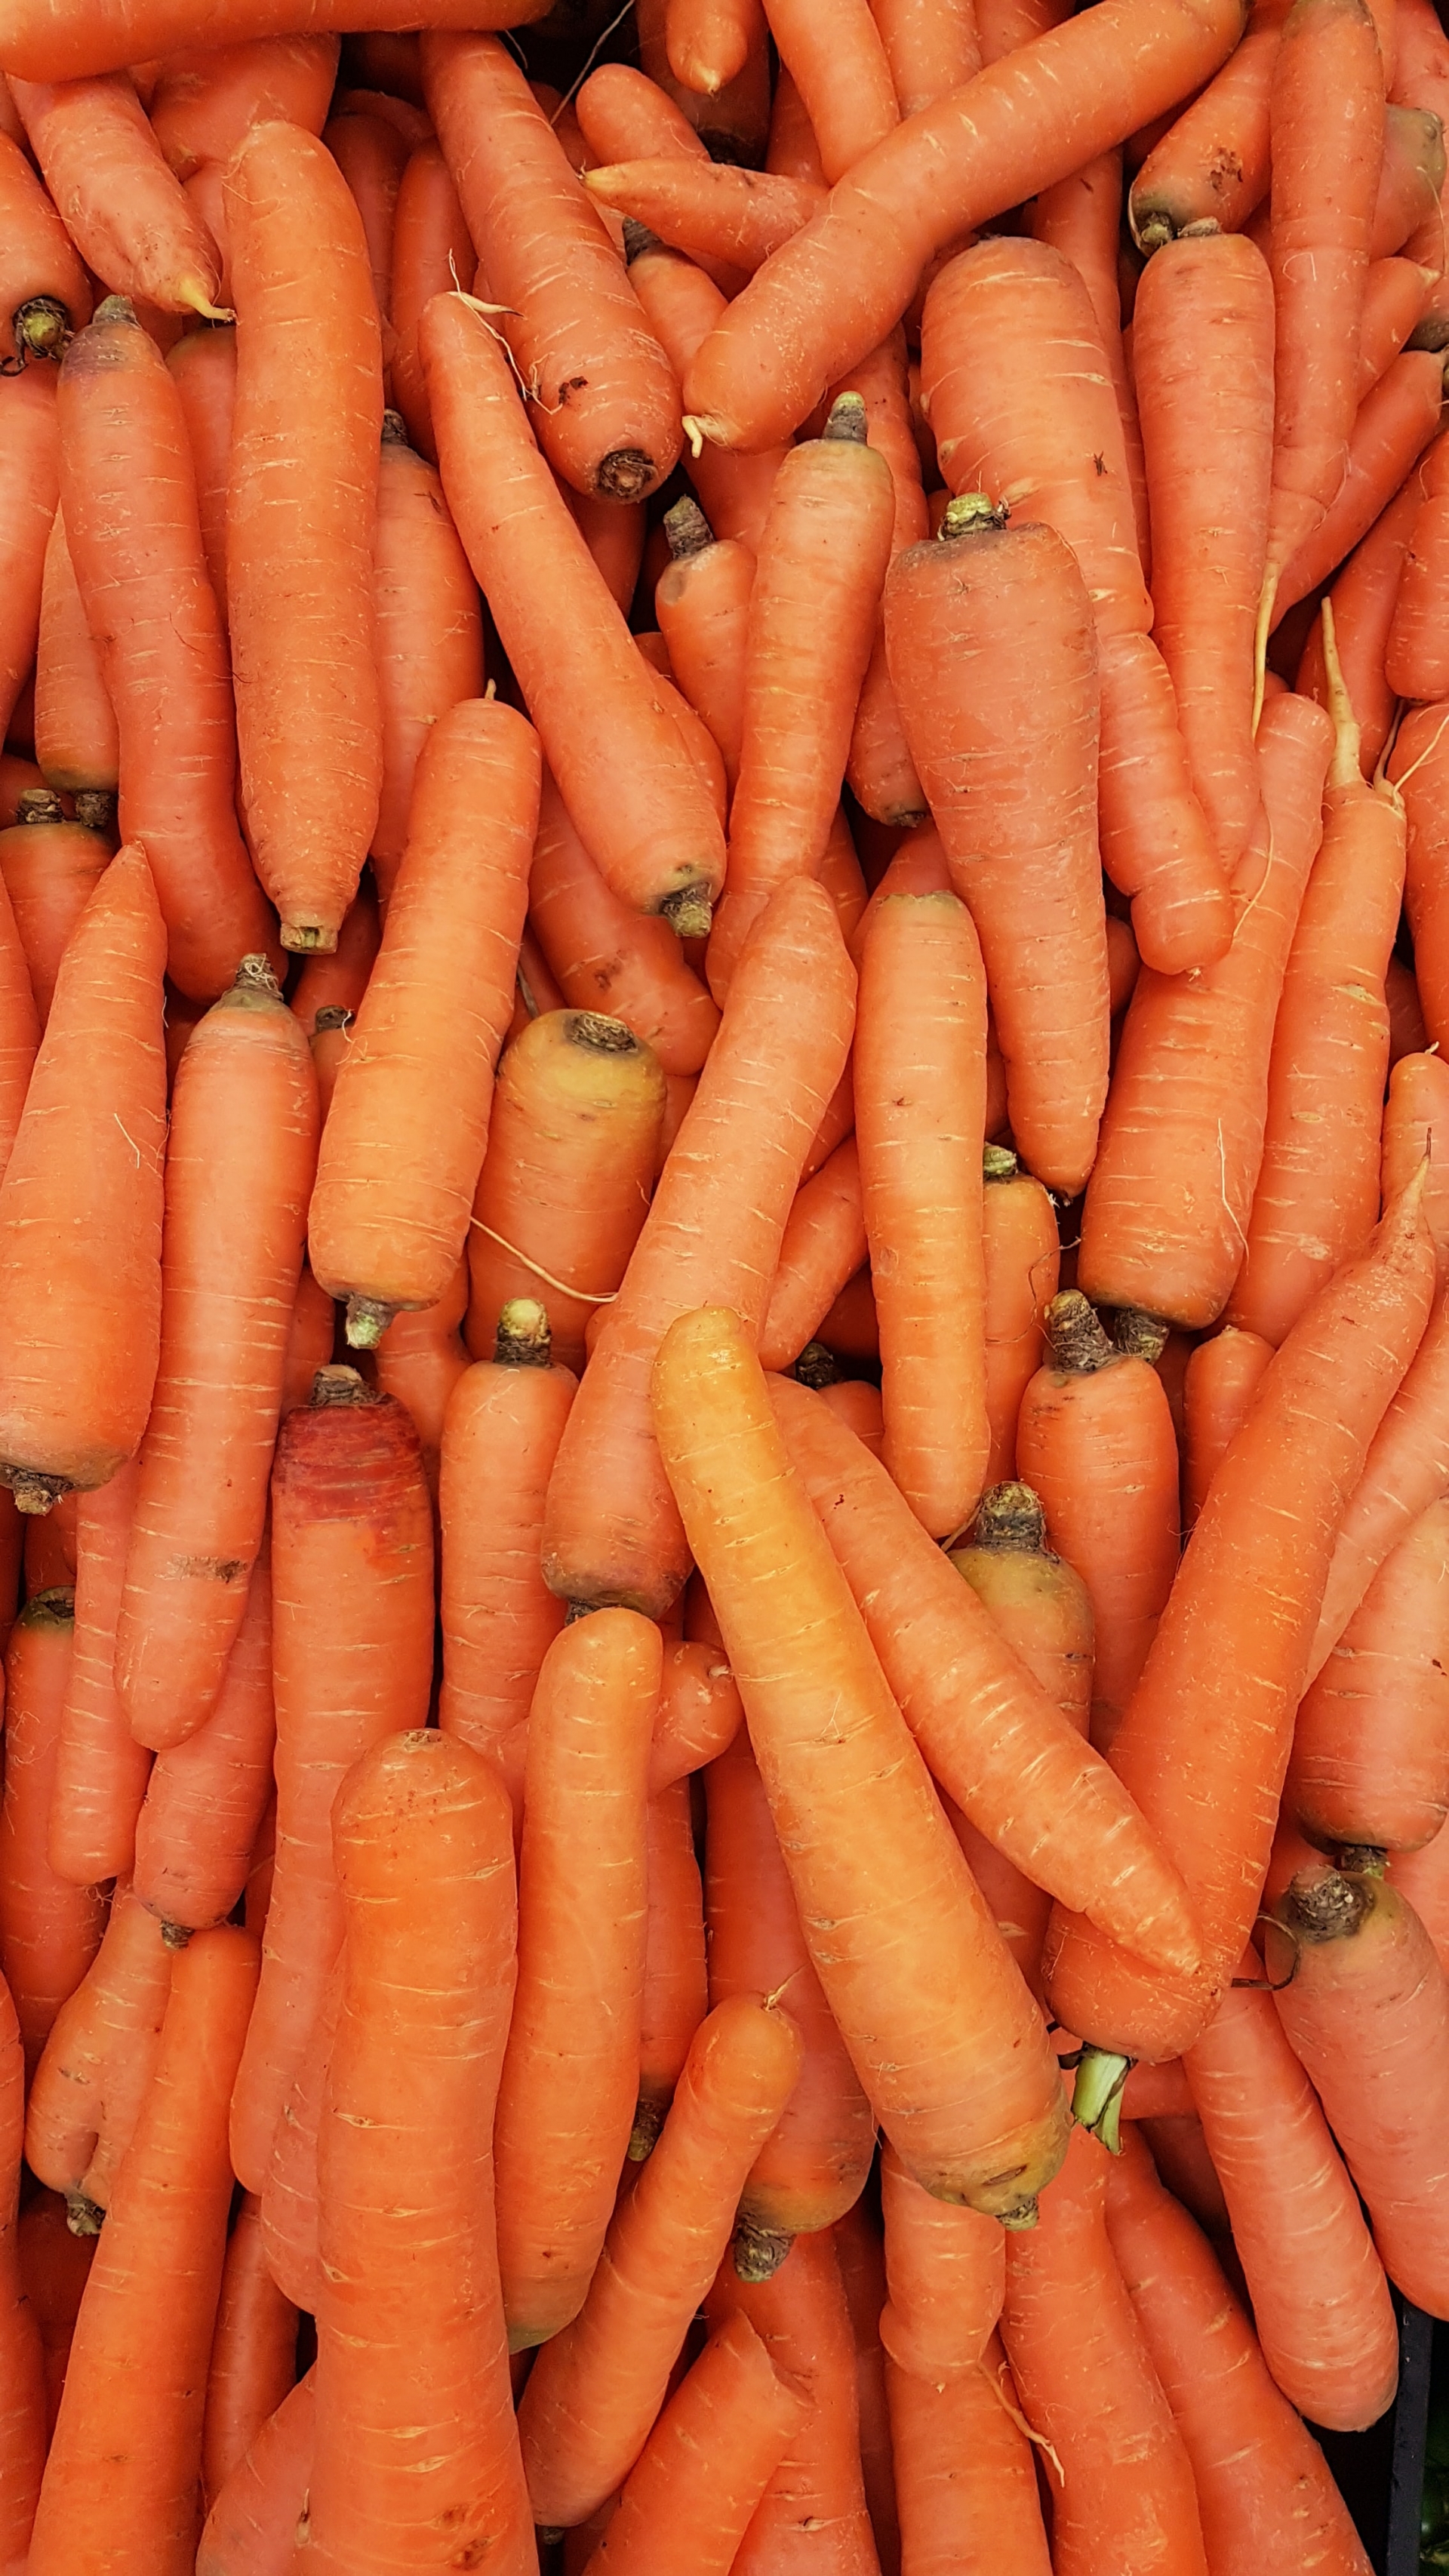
left=23, top=1878, right=171, bottom=2224
left=638, top=0, right=772, bottom=163
left=495, top=1608, right=661, bottom=2349
left=280, top=1265, right=335, bottom=1414
left=17, top=2189, right=94, bottom=2441
left=0, top=1969, right=43, bottom=2565
left=1388, top=419, right=1449, bottom=697
left=32, top=509, right=117, bottom=811
left=878, top=2143, right=1003, bottom=2381
left=26, top=1925, right=259, bottom=2576
left=587, top=2308, right=807, bottom=2576
left=200, top=2195, right=297, bottom=2510
left=528, top=778, right=720, bottom=1081
left=634, top=1775, right=709, bottom=2158
left=1181, top=1327, right=1275, bottom=1529
left=585, top=158, right=823, bottom=272
left=1290, top=1493, right=1449, bottom=1851
left=1032, top=148, right=1151, bottom=578
left=229, top=1370, right=433, bottom=2195
left=517, top=1996, right=805, bottom=2529
left=979, top=1148, right=1060, bottom=1485
left=0, top=367, right=58, bottom=759
left=949, top=1480, right=1094, bottom=1747
left=423, top=289, right=727, bottom=933
left=0, top=789, right=109, bottom=1026
left=758, top=1137, right=868, bottom=1374
left=132, top=1547, right=274, bottom=1934
left=10, top=72, right=226, bottom=318
left=148, top=35, right=340, bottom=176
left=370, top=411, right=485, bottom=903
left=166, top=322, right=236, bottom=632
left=1308, top=1277, right=1449, bottom=1684
left=1383, top=1048, right=1449, bottom=1285
left=1299, top=460, right=1423, bottom=774
left=626, top=236, right=790, bottom=555
left=226, top=121, right=383, bottom=954
left=255, top=1953, right=335, bottom=2315
left=664, top=0, right=766, bottom=97
left=0, top=129, right=91, bottom=364
left=195, top=2368, right=314, bottom=2576
left=389, top=140, right=474, bottom=459
left=577, top=62, right=714, bottom=165
left=886, top=2335, right=1051, bottom=2574
left=370, top=1258, right=468, bottom=1500
left=46, top=1460, right=149, bottom=1888
left=1128, top=0, right=1288, bottom=247
left=872, top=0, right=980, bottom=115
left=288, top=880, right=379, bottom=1035
left=650, top=1636, right=743, bottom=1791
left=1274, top=343, right=1446, bottom=617
left=324, top=108, right=407, bottom=370
left=654, top=500, right=751, bottom=796
left=467, top=1007, right=666, bottom=1376
left=309, top=696, right=539, bottom=1346
left=1357, top=250, right=1438, bottom=394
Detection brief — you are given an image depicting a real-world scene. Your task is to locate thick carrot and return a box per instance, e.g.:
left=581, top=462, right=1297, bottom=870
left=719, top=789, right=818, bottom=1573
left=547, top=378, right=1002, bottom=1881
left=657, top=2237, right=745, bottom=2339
left=0, top=367, right=58, bottom=761
left=46, top=1460, right=149, bottom=1888
left=681, top=0, right=1244, bottom=452
left=226, top=121, right=382, bottom=953
left=495, top=1608, right=660, bottom=2349
left=423, top=35, right=680, bottom=506
left=1048, top=1177, right=1435, bottom=2086
left=654, top=501, right=750, bottom=796
left=437, top=1308, right=574, bottom=1814
left=585, top=158, right=823, bottom=272
left=1181, top=1328, right=1274, bottom=1529
left=309, top=697, right=538, bottom=1346
left=1298, top=462, right=1423, bottom=774
left=0, top=791, right=109, bottom=1026
left=588, top=2308, right=807, bottom=2576
left=885, top=500, right=1109, bottom=1190
left=0, top=0, right=547, bottom=84
left=1032, top=148, right=1151, bottom=577
left=195, top=2369, right=314, bottom=2576
left=1016, top=1293, right=1179, bottom=1756
left=33, top=510, right=117, bottom=811
left=705, top=1726, right=875, bottom=2275
left=467, top=1007, right=665, bottom=1375
left=116, top=959, right=316, bottom=1752
left=656, top=1312, right=1071, bottom=2218
left=1388, top=420, right=1449, bottom=697
left=228, top=1371, right=433, bottom=2195
left=758, top=1137, right=867, bottom=1373
left=18, top=2186, right=95, bottom=2442
left=1274, top=343, right=1446, bottom=617
left=0, top=129, right=91, bottom=363
left=149, top=35, right=338, bottom=175
left=23, top=1878, right=171, bottom=2224
left=200, top=2196, right=297, bottom=2510
left=878, top=2144, right=1002, bottom=2381
left=1105, top=2124, right=1377, bottom=2574
left=886, top=2336, right=1051, bottom=2576
left=371, top=412, right=485, bottom=903
left=1357, top=250, right=1438, bottom=394
left=660, top=0, right=761, bottom=99
left=26, top=1924, right=258, bottom=2576
left=302, top=1733, right=532, bottom=2576
left=758, top=0, right=898, bottom=181
left=1078, top=693, right=1334, bottom=1328
left=543, top=877, right=854, bottom=1619
left=131, top=1542, right=272, bottom=1935
left=707, top=2224, right=880, bottom=2576
left=424, top=291, right=726, bottom=933
left=634, top=1776, right=708, bottom=2157
left=10, top=72, right=226, bottom=318
left=166, top=322, right=236, bottom=632
left=1290, top=1494, right=1449, bottom=1851
left=626, top=236, right=790, bottom=555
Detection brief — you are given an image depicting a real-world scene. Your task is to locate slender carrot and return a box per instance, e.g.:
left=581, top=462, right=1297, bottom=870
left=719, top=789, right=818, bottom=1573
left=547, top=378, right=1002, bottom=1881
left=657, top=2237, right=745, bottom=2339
left=228, top=1371, right=433, bottom=2196
left=1105, top=2124, right=1377, bottom=2574
left=626, top=235, right=790, bottom=555
left=0, top=366, right=58, bottom=759
left=654, top=500, right=751, bottom=796
left=978, top=1149, right=1060, bottom=1485
left=587, top=2308, right=807, bottom=2576
left=638, top=0, right=772, bottom=163
left=200, top=2196, right=297, bottom=2511
left=371, top=1258, right=469, bottom=1502
left=1298, top=462, right=1423, bottom=774
left=389, top=140, right=474, bottom=459
left=1357, top=250, right=1438, bottom=394
left=33, top=509, right=117, bottom=811
left=651, top=1636, right=743, bottom=1791
left=634, top=1775, right=709, bottom=2159
left=0, top=1589, right=100, bottom=2085
left=517, top=1996, right=805, bottom=2529
left=495, top=1608, right=660, bottom=2350
left=1032, top=148, right=1152, bottom=578
left=23, top=1878, right=170, bottom=2227
left=1274, top=344, right=1446, bottom=617
left=309, top=697, right=539, bottom=1346
left=371, top=411, right=485, bottom=904
left=26, top=1925, right=259, bottom=2576
left=886, top=2337, right=1052, bottom=2575
left=0, top=790, right=109, bottom=1026
left=288, top=880, right=379, bottom=1034
left=528, top=770, right=721, bottom=1079
left=280, top=1266, right=335, bottom=1415
left=0, top=1970, right=43, bottom=2565
left=423, top=291, right=727, bottom=933
left=467, top=1007, right=665, bottom=1376
left=10, top=72, right=226, bottom=319
left=1309, top=1279, right=1449, bottom=1684
left=1181, top=1328, right=1275, bottom=1529
left=1393, top=699, right=1449, bottom=1049
left=46, top=1460, right=149, bottom=1888
left=325, top=108, right=408, bottom=371
left=149, top=35, right=340, bottom=175
left=577, top=62, right=715, bottom=164
left=255, top=1953, right=336, bottom=2316
left=758, top=1137, right=867, bottom=1374
left=132, top=1547, right=274, bottom=1934
left=167, top=323, right=236, bottom=631
left=195, top=2370, right=314, bottom=2576
left=1048, top=1175, right=1435, bottom=2088
left=1128, top=0, right=1290, bottom=247
left=0, top=128, right=91, bottom=364
left=879, top=2143, right=1003, bottom=2381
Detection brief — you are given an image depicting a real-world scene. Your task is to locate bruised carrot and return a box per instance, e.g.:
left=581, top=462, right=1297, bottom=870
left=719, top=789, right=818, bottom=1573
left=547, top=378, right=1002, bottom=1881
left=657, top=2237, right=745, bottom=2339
left=634, top=1777, right=709, bottom=2159
left=1182, top=1328, right=1275, bottom=1529
left=0, top=791, right=109, bottom=1027
left=47, top=1461, right=149, bottom=1888
left=132, top=1549, right=274, bottom=1934
left=370, top=411, right=485, bottom=904
left=0, top=130, right=91, bottom=365
left=32, top=510, right=117, bottom=812
left=949, top=1479, right=1094, bottom=1736
left=10, top=72, right=226, bottom=319
left=23, top=1879, right=171, bottom=2224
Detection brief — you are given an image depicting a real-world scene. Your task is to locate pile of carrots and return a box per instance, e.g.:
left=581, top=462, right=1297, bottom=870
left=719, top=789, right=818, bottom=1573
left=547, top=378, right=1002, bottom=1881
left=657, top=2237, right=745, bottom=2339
left=2, top=0, right=1449, bottom=2564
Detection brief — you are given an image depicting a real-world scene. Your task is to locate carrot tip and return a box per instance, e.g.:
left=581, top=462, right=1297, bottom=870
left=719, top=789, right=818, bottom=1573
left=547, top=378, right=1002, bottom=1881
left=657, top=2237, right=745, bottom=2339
left=176, top=279, right=235, bottom=326
left=279, top=919, right=339, bottom=955
left=64, top=2191, right=103, bottom=2238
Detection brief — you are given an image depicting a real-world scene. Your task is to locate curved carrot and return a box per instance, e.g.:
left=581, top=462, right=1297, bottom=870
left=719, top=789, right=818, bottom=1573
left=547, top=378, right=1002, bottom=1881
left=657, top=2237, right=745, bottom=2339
left=47, top=1460, right=149, bottom=1888
left=1105, top=2124, right=1377, bottom=2573
left=1275, top=343, right=1446, bottom=617
left=424, top=35, right=681, bottom=506
left=149, top=35, right=338, bottom=177
left=132, top=1547, right=274, bottom=1933
left=1049, top=1175, right=1435, bottom=2085
left=650, top=1635, right=743, bottom=1790
left=0, top=128, right=91, bottom=364
left=0, top=365, right=58, bottom=762
left=887, top=2335, right=1051, bottom=2575
left=879, top=2143, right=1003, bottom=2381
left=371, top=412, right=485, bottom=903
left=226, top=121, right=383, bottom=954
left=1078, top=693, right=1334, bottom=1328
left=309, top=696, right=538, bottom=1345
left=1129, top=0, right=1289, bottom=247
left=201, top=2196, right=297, bottom=2511
left=229, top=1370, right=433, bottom=2195
left=1032, top=147, right=1151, bottom=577
left=0, top=790, right=109, bottom=1026
left=423, top=291, right=726, bottom=933
left=196, top=2368, right=314, bottom=2576
left=758, top=1137, right=867, bottom=1374
left=704, top=1726, right=875, bottom=2273
left=857, top=885, right=988, bottom=1537
left=33, top=509, right=117, bottom=810
left=634, top=1775, right=708, bottom=2157
left=517, top=1994, right=804, bottom=2528
left=495, top=1608, right=661, bottom=2349
left=10, top=72, right=226, bottom=318
left=589, top=2307, right=806, bottom=2576
left=654, top=503, right=750, bottom=796
left=23, top=1877, right=171, bottom=2224
left=949, top=1479, right=1094, bottom=1734
left=656, top=1311, right=1070, bottom=2218
left=626, top=238, right=790, bottom=554
left=1383, top=1049, right=1449, bottom=1285
left=467, top=1006, right=666, bottom=1375
left=707, top=2224, right=880, bottom=2576
left=528, top=771, right=720, bottom=1079
left=585, top=158, right=822, bottom=271
left=1181, top=1326, right=1274, bottom=1528
left=1291, top=1494, right=1449, bottom=1851
left=117, top=959, right=317, bottom=1752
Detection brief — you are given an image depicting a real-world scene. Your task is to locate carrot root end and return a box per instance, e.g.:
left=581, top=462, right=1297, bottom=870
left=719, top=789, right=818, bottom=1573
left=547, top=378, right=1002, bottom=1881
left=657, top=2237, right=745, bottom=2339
left=343, top=1296, right=395, bottom=1351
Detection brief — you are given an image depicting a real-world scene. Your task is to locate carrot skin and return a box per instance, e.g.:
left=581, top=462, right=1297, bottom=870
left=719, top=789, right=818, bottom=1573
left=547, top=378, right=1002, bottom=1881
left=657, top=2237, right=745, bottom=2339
left=886, top=2337, right=1051, bottom=2575
left=587, top=2309, right=807, bottom=2576
left=196, top=2368, right=314, bottom=2576
left=23, top=1882, right=173, bottom=2219
left=132, top=1550, right=275, bottom=1933
left=200, top=2194, right=297, bottom=2512
left=11, top=72, right=224, bottom=316
left=370, top=419, right=486, bottom=901
left=0, top=368, right=59, bottom=768
left=0, top=130, right=91, bottom=365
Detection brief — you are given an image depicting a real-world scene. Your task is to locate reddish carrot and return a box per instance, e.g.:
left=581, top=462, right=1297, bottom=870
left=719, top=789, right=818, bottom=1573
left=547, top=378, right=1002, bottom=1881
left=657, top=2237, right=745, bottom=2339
left=288, top=881, right=380, bottom=1035
left=46, top=1460, right=149, bottom=1888
left=0, top=790, right=109, bottom=1027
left=32, top=509, right=117, bottom=813
left=0, top=366, right=58, bottom=760
left=325, top=109, right=408, bottom=368
left=0, top=129, right=91, bottom=364
left=371, top=411, right=485, bottom=904
left=255, top=1953, right=336, bottom=2316
left=371, top=1259, right=469, bottom=1501
left=638, top=0, right=772, bottom=163
left=200, top=2196, right=297, bottom=2511
left=17, top=2190, right=94, bottom=2442
left=0, top=1969, right=44, bottom=2565
left=132, top=1548, right=274, bottom=1934
left=228, top=1371, right=433, bottom=2196
left=1356, top=251, right=1438, bottom=395
left=634, top=1776, right=709, bottom=2159
left=0, top=1590, right=101, bottom=2080
left=10, top=72, right=226, bottom=319
left=280, top=1266, right=335, bottom=1414
left=1181, top=1328, right=1275, bottom=1529
left=587, top=2308, right=808, bottom=2576
left=148, top=35, right=340, bottom=176
left=23, top=1878, right=171, bottom=2225
left=887, top=2335, right=1051, bottom=2575
left=1309, top=1284, right=1449, bottom=1682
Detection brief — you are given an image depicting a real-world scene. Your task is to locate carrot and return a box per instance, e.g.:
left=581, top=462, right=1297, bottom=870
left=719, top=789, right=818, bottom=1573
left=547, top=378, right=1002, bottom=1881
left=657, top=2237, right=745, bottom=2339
left=518, top=1996, right=804, bottom=2528
left=886, top=2337, right=1051, bottom=2576
left=225, top=122, right=382, bottom=954
left=17, top=2190, right=94, bottom=2446
left=577, top=63, right=714, bottom=165
left=131, top=1545, right=273, bottom=1934
left=1258, top=0, right=1388, bottom=660
left=148, top=35, right=339, bottom=176
left=1392, top=700, right=1449, bottom=1048
left=0, top=0, right=546, bottom=83
left=371, top=412, right=485, bottom=903
left=1049, top=1174, right=1435, bottom=2094
left=704, top=1726, right=875, bottom=2276
left=706, top=395, right=893, bottom=998
left=467, top=1007, right=666, bottom=1376
left=1358, top=251, right=1438, bottom=392
left=228, top=1370, right=433, bottom=2195
left=1014, top=1293, right=1178, bottom=1757
left=196, top=2368, right=315, bottom=2576
left=371, top=1258, right=469, bottom=1501
left=651, top=1636, right=743, bottom=1791
left=436, top=1307, right=574, bottom=1817
left=1274, top=345, right=1446, bottom=617
left=871, top=0, right=980, bottom=115
left=1309, top=1283, right=1449, bottom=1683
left=166, top=322, right=236, bottom=632
left=681, top=0, right=1244, bottom=454
left=423, top=293, right=726, bottom=934
left=0, top=367, right=58, bottom=759
left=389, top=141, right=473, bottom=459
left=756, top=0, right=898, bottom=183
left=565, top=481, right=645, bottom=618
left=0, top=129, right=91, bottom=364
left=423, top=36, right=680, bottom=507
left=758, top=1138, right=867, bottom=1374
left=1371, top=94, right=1444, bottom=254
left=638, top=0, right=772, bottom=164
left=1298, top=462, right=1423, bottom=775
left=878, top=2144, right=1002, bottom=2383
left=495, top=1608, right=660, bottom=2349
left=1388, top=422, right=1449, bottom=697
left=254, top=1949, right=336, bottom=2316
left=1290, top=1494, right=1449, bottom=1851
left=1181, top=1328, right=1275, bottom=1529
left=586, top=158, right=823, bottom=272
left=977, top=1150, right=1060, bottom=1485
left=26, top=1922, right=258, bottom=2576
left=10, top=72, right=226, bottom=319
left=1105, top=2123, right=1377, bottom=2574
left=949, top=1480, right=1094, bottom=1737
left=666, top=0, right=767, bottom=98
left=588, top=2307, right=807, bottom=2576
left=0, top=1972, right=43, bottom=2565
left=1032, top=149, right=1151, bottom=577
left=0, top=790, right=109, bottom=1026
left=288, top=880, right=380, bottom=1035
left=325, top=109, right=407, bottom=368
left=46, top=1460, right=148, bottom=1888
left=654, top=502, right=750, bottom=797
left=1383, top=1048, right=1449, bottom=1285
left=634, top=1776, right=709, bottom=2159
left=309, top=697, right=538, bottom=1346
left=856, top=887, right=988, bottom=1537
left=23, top=1878, right=169, bottom=2227
left=1078, top=694, right=1334, bottom=1329
left=626, top=237, right=790, bottom=556
left=543, top=879, right=853, bottom=1619
left=1128, top=0, right=1289, bottom=248
left=33, top=509, right=117, bottom=813
left=201, top=2196, right=297, bottom=2511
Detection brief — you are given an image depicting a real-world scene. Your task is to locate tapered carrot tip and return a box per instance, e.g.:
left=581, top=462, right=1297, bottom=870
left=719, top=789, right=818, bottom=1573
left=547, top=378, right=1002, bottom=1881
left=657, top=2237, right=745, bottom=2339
left=733, top=2217, right=793, bottom=2282
left=1070, top=2044, right=1133, bottom=2150
left=660, top=885, right=714, bottom=940
left=598, top=445, right=661, bottom=503
left=175, top=276, right=235, bottom=325
left=494, top=1298, right=553, bottom=1367
left=343, top=1295, right=395, bottom=1350
left=14, top=295, right=73, bottom=359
